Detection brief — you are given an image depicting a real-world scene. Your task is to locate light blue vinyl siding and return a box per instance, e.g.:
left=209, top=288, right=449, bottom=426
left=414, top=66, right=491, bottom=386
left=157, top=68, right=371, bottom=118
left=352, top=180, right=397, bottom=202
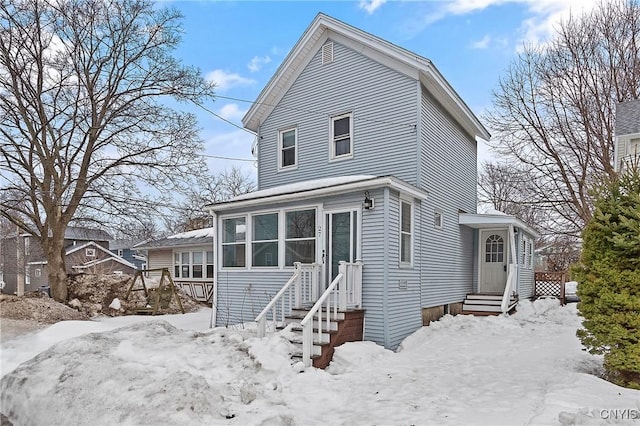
left=419, top=87, right=477, bottom=307
left=257, top=41, right=418, bottom=190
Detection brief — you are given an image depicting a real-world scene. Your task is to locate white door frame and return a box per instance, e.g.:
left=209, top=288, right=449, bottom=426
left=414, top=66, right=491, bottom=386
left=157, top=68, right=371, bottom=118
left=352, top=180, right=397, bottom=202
left=478, top=228, right=509, bottom=294
left=322, top=207, right=362, bottom=286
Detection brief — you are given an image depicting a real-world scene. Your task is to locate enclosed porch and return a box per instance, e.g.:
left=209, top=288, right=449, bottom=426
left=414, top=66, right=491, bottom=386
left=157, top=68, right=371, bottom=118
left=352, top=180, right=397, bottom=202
left=459, top=211, right=538, bottom=315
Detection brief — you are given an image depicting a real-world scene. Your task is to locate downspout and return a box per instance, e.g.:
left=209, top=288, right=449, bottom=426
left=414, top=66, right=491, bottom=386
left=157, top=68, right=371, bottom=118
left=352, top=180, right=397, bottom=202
left=382, top=187, right=390, bottom=348
left=209, top=209, right=218, bottom=329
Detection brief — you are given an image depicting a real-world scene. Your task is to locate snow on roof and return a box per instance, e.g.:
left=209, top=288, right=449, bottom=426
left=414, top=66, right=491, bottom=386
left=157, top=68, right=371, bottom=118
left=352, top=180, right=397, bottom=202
left=167, top=227, right=215, bottom=239
left=483, top=208, right=508, bottom=216
left=227, top=175, right=377, bottom=203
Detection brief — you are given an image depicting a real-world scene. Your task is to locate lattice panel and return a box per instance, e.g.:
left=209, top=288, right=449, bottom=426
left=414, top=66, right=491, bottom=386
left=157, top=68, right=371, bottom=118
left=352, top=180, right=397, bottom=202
left=534, top=272, right=565, bottom=297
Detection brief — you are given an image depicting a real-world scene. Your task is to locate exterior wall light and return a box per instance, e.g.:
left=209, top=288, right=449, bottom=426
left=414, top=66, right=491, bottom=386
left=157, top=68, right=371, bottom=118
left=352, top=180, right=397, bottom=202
left=363, top=191, right=374, bottom=210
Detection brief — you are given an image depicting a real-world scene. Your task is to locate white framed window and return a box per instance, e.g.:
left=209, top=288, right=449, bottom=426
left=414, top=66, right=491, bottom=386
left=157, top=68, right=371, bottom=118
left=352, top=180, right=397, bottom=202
left=34, top=268, right=41, bottom=277
left=434, top=209, right=443, bottom=229
left=174, top=250, right=214, bottom=279
left=485, top=235, right=505, bottom=263
left=330, top=112, right=353, bottom=160
left=85, top=248, right=96, bottom=257
left=285, top=209, right=316, bottom=266
left=252, top=213, right=279, bottom=267
left=400, top=200, right=413, bottom=266
left=527, top=240, right=533, bottom=269
left=117, top=249, right=123, bottom=256
left=222, top=217, right=246, bottom=268
left=278, top=127, right=297, bottom=170
left=24, top=237, right=30, bottom=255
left=25, top=267, right=30, bottom=285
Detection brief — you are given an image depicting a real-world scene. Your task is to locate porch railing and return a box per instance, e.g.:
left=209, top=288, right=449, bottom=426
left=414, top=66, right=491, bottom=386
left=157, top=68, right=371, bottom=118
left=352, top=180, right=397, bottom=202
left=300, top=260, right=363, bottom=367
left=255, top=262, right=320, bottom=337
left=500, top=263, right=517, bottom=313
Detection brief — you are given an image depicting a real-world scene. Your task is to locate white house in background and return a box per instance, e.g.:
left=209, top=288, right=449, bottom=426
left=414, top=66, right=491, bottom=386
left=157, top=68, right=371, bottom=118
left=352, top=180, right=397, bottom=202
left=205, top=13, right=538, bottom=367
left=135, top=228, right=214, bottom=302
left=614, top=100, right=640, bottom=172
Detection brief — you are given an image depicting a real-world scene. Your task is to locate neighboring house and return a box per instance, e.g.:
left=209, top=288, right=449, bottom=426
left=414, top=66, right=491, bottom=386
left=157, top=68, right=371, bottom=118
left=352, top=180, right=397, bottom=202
left=614, top=99, right=640, bottom=172
left=109, top=239, right=147, bottom=270
left=1, top=226, right=124, bottom=294
left=27, top=241, right=137, bottom=287
left=205, top=12, right=538, bottom=361
left=135, top=228, right=214, bottom=302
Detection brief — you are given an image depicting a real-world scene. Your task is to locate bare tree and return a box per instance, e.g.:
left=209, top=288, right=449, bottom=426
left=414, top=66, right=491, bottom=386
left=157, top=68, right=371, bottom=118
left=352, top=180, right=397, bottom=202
left=0, top=0, right=215, bottom=301
left=485, top=0, right=640, bottom=237
left=164, top=166, right=256, bottom=234
left=478, top=162, right=548, bottom=233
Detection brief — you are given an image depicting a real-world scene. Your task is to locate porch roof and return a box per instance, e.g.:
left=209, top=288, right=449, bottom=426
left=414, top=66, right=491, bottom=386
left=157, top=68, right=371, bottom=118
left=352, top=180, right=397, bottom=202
left=207, top=175, right=428, bottom=212
left=459, top=212, right=539, bottom=237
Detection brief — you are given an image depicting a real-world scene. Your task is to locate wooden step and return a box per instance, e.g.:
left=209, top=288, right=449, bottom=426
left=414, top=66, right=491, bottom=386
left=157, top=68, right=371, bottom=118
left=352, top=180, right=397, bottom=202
left=462, top=304, right=503, bottom=312
left=289, top=309, right=346, bottom=321
left=465, top=294, right=505, bottom=301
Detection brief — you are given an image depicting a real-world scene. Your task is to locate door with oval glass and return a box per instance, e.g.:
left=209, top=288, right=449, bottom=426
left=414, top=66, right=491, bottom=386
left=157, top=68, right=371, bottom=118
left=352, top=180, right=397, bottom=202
left=480, top=229, right=508, bottom=294
left=324, top=210, right=358, bottom=286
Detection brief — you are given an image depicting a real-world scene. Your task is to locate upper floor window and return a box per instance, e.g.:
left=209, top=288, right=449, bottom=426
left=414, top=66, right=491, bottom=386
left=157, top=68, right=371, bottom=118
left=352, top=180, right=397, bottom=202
left=278, top=127, right=297, bottom=170
left=85, top=248, right=96, bottom=257
left=330, top=113, right=353, bottom=160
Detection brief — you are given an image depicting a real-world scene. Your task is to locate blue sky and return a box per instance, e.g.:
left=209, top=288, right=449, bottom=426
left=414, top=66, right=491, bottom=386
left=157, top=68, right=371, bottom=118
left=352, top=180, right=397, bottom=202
left=165, top=0, right=599, bottom=179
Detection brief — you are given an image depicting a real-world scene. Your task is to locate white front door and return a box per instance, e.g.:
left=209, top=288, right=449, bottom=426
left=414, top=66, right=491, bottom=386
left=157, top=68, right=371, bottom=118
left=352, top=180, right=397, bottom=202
left=480, top=230, right=508, bottom=294
left=324, top=210, right=358, bottom=285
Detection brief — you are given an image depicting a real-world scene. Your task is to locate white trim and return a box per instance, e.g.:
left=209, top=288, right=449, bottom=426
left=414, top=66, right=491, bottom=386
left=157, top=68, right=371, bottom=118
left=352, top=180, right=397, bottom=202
left=72, top=255, right=136, bottom=270
left=277, top=126, right=298, bottom=171
left=217, top=204, right=321, bottom=271
left=208, top=176, right=428, bottom=213
left=399, top=198, right=413, bottom=268
left=329, top=112, right=353, bottom=161
left=478, top=228, right=509, bottom=294
left=459, top=213, right=539, bottom=238
left=323, top=206, right=362, bottom=283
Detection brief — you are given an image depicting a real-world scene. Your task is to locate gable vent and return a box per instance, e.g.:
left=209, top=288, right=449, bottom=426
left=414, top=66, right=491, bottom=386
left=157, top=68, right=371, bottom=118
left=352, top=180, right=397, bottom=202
left=322, top=42, right=334, bottom=65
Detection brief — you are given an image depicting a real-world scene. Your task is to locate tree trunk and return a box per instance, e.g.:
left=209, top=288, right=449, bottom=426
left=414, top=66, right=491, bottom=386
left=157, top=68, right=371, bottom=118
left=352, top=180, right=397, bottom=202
left=46, top=242, right=68, bottom=302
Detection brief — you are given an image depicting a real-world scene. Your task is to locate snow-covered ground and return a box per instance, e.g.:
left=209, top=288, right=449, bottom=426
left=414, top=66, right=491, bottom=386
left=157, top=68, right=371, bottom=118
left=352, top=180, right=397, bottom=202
left=1, top=300, right=639, bottom=425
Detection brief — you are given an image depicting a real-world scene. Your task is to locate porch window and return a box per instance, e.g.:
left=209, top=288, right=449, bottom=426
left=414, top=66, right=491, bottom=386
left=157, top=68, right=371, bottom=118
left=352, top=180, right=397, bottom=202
left=485, top=235, right=504, bottom=262
left=330, top=113, right=353, bottom=159
left=400, top=201, right=412, bottom=264
left=252, top=213, right=279, bottom=267
left=285, top=209, right=316, bottom=265
left=174, top=250, right=211, bottom=278
left=279, top=128, right=297, bottom=170
left=222, top=217, right=246, bottom=267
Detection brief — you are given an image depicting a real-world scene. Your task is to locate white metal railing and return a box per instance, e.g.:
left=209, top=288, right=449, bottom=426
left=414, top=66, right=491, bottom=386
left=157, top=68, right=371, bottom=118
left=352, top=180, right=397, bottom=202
left=255, top=262, right=320, bottom=337
left=501, top=263, right=516, bottom=313
left=300, top=260, right=363, bottom=367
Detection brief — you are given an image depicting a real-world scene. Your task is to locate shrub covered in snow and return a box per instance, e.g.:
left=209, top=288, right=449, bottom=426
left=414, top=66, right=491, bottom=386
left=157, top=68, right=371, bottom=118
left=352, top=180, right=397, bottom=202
left=572, top=167, right=640, bottom=389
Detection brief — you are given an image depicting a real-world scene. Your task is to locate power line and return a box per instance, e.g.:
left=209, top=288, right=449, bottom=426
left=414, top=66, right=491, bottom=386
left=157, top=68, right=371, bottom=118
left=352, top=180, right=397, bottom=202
left=201, top=153, right=255, bottom=162
left=214, top=94, right=416, bottom=129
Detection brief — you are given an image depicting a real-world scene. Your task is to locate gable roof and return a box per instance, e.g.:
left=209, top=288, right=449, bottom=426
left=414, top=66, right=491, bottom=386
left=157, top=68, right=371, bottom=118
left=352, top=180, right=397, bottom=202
left=134, top=228, right=214, bottom=250
left=616, top=100, right=640, bottom=136
left=242, top=13, right=490, bottom=141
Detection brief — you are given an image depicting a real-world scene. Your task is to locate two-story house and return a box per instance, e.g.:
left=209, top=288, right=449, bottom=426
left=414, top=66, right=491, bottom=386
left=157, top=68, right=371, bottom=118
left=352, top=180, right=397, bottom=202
left=615, top=100, right=640, bottom=172
left=206, top=14, right=537, bottom=365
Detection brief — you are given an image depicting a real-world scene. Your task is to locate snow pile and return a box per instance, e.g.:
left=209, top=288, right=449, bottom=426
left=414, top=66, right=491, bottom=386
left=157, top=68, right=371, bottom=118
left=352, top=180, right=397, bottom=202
left=2, top=303, right=639, bottom=425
